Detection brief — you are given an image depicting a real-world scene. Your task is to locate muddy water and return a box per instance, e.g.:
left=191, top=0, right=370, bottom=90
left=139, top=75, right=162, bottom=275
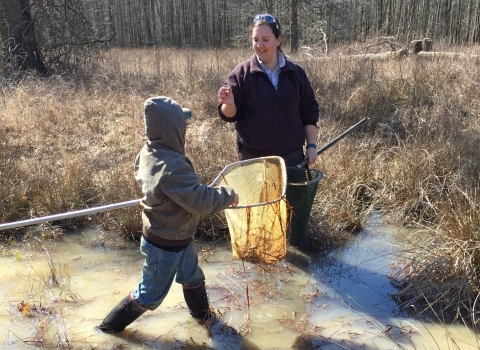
left=1, top=218, right=480, bottom=349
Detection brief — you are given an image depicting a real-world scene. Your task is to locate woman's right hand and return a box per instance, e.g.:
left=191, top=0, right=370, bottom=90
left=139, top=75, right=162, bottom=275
left=218, top=85, right=234, bottom=105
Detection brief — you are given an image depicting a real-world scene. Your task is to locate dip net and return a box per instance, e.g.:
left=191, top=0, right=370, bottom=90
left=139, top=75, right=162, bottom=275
left=211, top=156, right=287, bottom=263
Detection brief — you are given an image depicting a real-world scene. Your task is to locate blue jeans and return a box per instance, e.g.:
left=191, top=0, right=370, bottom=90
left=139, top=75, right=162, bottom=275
left=132, top=236, right=205, bottom=310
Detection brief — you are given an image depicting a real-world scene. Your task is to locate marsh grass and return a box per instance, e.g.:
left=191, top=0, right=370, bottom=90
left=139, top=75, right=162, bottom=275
left=2, top=44, right=480, bottom=322
left=391, top=189, right=480, bottom=328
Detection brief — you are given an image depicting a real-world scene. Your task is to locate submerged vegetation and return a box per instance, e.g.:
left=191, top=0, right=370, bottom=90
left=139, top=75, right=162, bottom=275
left=2, top=42, right=480, bottom=327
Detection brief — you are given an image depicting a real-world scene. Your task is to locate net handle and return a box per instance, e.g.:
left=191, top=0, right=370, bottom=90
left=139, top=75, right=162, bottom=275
left=295, top=118, right=369, bottom=168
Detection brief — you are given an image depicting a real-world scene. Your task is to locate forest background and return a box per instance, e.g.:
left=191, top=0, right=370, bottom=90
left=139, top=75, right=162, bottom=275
left=1, top=0, right=480, bottom=74
left=2, top=0, right=480, bottom=330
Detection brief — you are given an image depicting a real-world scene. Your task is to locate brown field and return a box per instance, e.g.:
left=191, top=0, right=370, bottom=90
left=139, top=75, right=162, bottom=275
left=2, top=43, right=480, bottom=323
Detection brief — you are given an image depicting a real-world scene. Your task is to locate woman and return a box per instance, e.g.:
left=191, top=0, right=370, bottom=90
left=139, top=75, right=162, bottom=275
left=218, top=13, right=319, bottom=167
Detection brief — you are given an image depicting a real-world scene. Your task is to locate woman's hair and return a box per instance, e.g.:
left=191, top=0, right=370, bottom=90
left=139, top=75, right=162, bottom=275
left=252, top=14, right=283, bottom=52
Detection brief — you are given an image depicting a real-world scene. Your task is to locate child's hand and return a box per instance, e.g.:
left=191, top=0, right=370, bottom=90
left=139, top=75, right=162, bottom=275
left=230, top=193, right=239, bottom=207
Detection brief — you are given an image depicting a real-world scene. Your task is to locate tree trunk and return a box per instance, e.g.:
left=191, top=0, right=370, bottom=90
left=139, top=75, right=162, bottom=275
left=263, top=0, right=273, bottom=14
left=290, top=0, right=299, bottom=52
left=1, top=0, right=48, bottom=74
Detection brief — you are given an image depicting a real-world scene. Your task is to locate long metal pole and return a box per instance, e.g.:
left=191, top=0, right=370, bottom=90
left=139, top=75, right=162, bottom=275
left=295, top=118, right=369, bottom=168
left=0, top=199, right=141, bottom=231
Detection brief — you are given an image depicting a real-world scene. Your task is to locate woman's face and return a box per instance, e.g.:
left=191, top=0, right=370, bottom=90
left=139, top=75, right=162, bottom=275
left=252, top=24, right=282, bottom=65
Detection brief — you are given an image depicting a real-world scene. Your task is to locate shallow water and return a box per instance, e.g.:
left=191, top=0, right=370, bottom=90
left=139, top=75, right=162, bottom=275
left=1, top=218, right=479, bottom=349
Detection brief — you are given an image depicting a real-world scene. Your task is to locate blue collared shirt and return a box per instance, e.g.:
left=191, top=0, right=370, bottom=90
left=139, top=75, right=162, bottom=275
left=257, top=52, right=286, bottom=90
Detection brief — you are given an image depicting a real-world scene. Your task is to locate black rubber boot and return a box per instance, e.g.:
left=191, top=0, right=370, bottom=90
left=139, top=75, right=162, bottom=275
left=183, top=283, right=210, bottom=319
left=97, top=292, right=147, bottom=333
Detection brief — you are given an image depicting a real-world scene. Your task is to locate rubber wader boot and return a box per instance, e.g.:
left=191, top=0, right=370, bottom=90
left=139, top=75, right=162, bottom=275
left=183, top=283, right=210, bottom=319
left=97, top=292, right=147, bottom=333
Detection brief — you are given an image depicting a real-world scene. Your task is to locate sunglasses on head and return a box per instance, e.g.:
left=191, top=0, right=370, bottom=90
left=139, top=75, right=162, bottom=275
left=253, top=14, right=279, bottom=31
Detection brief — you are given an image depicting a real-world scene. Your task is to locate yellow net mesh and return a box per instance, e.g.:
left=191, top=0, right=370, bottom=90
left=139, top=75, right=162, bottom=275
left=211, top=157, right=287, bottom=263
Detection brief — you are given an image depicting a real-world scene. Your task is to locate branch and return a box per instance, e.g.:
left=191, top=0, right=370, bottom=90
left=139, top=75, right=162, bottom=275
left=46, top=33, right=116, bottom=52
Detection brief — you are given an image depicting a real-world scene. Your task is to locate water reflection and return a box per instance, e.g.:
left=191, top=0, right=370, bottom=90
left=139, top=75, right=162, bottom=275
left=1, top=219, right=479, bottom=349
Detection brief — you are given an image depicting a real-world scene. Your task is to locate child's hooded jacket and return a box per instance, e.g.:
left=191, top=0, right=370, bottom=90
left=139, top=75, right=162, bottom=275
left=134, top=96, right=236, bottom=246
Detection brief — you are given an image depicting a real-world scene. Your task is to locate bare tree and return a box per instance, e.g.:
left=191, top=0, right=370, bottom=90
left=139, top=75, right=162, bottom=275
left=263, top=0, right=274, bottom=14
left=1, top=0, right=114, bottom=76
left=291, top=0, right=299, bottom=52
left=1, top=0, right=48, bottom=74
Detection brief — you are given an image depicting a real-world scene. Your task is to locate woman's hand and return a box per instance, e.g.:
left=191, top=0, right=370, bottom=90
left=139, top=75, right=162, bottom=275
left=305, top=147, right=318, bottom=165
left=218, top=85, right=237, bottom=118
left=218, top=85, right=234, bottom=105
left=304, top=125, right=318, bottom=165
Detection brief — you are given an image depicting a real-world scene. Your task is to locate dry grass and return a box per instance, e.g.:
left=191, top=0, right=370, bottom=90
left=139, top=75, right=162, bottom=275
left=2, top=44, right=480, bottom=322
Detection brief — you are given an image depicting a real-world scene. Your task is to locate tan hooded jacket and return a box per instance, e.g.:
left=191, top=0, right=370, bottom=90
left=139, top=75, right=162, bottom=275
left=134, top=96, right=236, bottom=246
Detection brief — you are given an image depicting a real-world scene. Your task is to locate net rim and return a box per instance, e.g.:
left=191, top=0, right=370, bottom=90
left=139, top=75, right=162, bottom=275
left=226, top=195, right=285, bottom=209
left=286, top=168, right=324, bottom=186
left=210, top=156, right=287, bottom=209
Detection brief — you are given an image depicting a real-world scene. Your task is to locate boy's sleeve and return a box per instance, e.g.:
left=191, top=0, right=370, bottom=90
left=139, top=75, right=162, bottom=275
left=162, top=162, right=236, bottom=216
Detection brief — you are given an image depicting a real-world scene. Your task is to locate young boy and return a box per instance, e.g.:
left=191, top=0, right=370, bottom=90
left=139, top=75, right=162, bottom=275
left=97, top=96, right=239, bottom=333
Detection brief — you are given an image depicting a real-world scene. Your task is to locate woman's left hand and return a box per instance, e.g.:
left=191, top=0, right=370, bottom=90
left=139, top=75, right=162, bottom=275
left=305, top=147, right=318, bottom=165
